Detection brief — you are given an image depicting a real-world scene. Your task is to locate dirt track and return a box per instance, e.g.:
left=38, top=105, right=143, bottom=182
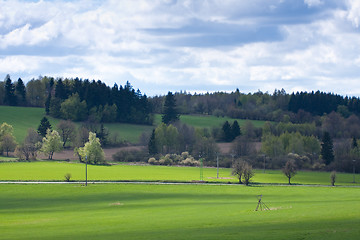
left=7, top=142, right=254, bottom=161
left=46, top=146, right=146, bottom=161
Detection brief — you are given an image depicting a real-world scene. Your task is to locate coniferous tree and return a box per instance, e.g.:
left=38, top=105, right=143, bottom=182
left=352, top=137, right=358, bottom=149
left=55, top=79, right=67, bottom=100
left=15, top=78, right=26, bottom=106
left=231, top=120, right=241, bottom=140
left=148, top=129, right=157, bottom=155
left=321, top=131, right=334, bottom=165
left=37, top=117, right=52, bottom=137
left=222, top=121, right=232, bottom=142
left=4, top=75, right=17, bottom=106
left=45, top=92, right=51, bottom=115
left=162, top=91, right=179, bottom=124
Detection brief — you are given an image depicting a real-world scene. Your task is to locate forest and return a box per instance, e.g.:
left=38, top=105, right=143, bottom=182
left=1, top=74, right=360, bottom=173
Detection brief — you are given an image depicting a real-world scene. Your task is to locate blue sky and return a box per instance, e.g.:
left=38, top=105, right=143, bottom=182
left=1, top=0, right=360, bottom=96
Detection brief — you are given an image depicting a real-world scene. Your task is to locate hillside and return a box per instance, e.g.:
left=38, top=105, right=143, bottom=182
left=0, top=106, right=265, bottom=143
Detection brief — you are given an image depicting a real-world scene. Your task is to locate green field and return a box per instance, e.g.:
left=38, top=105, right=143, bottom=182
left=0, top=161, right=359, bottom=186
left=0, top=105, right=266, bottom=143
left=154, top=114, right=266, bottom=128
left=0, top=183, right=359, bottom=240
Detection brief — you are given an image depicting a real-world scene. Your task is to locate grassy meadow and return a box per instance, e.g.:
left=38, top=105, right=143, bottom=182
left=0, top=105, right=266, bottom=143
left=0, top=183, right=359, bottom=240
left=0, top=161, right=359, bottom=186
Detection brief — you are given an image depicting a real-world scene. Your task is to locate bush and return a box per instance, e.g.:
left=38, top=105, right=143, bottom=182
left=148, top=157, right=157, bottom=165
left=64, top=173, right=72, bottom=182
left=180, top=157, right=199, bottom=166
left=312, top=162, right=326, bottom=171
left=112, top=149, right=149, bottom=162
left=150, top=153, right=199, bottom=166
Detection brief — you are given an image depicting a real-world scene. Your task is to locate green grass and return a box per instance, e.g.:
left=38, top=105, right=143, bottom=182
left=0, top=183, right=359, bottom=240
left=0, top=106, right=265, bottom=144
left=0, top=106, right=49, bottom=143
left=0, top=156, right=17, bottom=162
left=0, top=161, right=359, bottom=186
left=154, top=114, right=266, bottom=128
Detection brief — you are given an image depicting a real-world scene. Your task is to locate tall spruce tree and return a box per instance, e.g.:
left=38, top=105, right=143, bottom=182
left=37, top=117, right=52, bottom=137
left=222, top=121, right=232, bottom=142
left=4, top=75, right=17, bottom=106
left=15, top=78, right=26, bottom=106
left=231, top=120, right=241, bottom=140
left=162, top=91, right=179, bottom=124
left=148, top=129, right=157, bottom=155
left=321, top=131, right=334, bottom=165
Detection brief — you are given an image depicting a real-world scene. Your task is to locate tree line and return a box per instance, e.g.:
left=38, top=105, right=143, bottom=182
left=0, top=120, right=105, bottom=165
left=0, top=75, right=152, bottom=124
left=150, top=89, right=360, bottom=123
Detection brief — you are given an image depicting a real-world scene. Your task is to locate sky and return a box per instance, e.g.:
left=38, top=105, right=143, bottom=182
left=1, top=0, right=360, bottom=96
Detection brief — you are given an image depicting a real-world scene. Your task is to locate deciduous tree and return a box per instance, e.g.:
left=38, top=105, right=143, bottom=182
left=41, top=129, right=63, bottom=160
left=16, top=128, right=41, bottom=160
left=242, top=162, right=254, bottom=186
left=232, top=159, right=245, bottom=184
left=75, top=132, right=105, bottom=164
left=60, top=93, right=87, bottom=121
left=283, top=159, right=297, bottom=185
left=0, top=133, right=17, bottom=157
left=57, top=120, right=76, bottom=147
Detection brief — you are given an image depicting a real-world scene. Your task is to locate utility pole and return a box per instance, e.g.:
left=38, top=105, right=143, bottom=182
left=199, top=153, right=203, bottom=181
left=216, top=153, right=219, bottom=179
left=85, top=155, right=88, bottom=186
left=263, top=154, right=266, bottom=173
left=353, top=160, right=356, bottom=183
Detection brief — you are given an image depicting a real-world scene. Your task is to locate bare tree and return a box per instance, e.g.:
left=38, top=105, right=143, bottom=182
left=330, top=171, right=336, bottom=186
left=1, top=133, right=17, bottom=157
left=242, top=162, right=254, bottom=186
left=283, top=159, right=297, bottom=185
left=232, top=160, right=254, bottom=185
left=16, top=128, right=41, bottom=160
left=232, top=159, right=245, bottom=184
left=57, top=120, right=76, bottom=147
left=232, top=136, right=255, bottom=157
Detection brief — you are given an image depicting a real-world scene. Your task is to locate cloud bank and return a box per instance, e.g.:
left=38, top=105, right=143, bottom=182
left=1, top=0, right=360, bottom=96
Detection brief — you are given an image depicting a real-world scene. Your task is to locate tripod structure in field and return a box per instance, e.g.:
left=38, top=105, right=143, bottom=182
left=255, top=194, right=270, bottom=211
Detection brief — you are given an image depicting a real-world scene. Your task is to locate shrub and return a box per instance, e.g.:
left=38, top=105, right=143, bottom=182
left=181, top=152, right=189, bottom=159
left=148, top=157, right=157, bottom=165
left=64, top=173, right=72, bottom=182
left=112, top=149, right=149, bottom=162
left=312, top=162, right=326, bottom=171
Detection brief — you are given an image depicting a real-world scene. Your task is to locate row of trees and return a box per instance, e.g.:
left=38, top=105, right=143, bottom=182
left=0, top=121, right=105, bottom=165
left=0, top=75, right=152, bottom=124
left=150, top=89, right=360, bottom=123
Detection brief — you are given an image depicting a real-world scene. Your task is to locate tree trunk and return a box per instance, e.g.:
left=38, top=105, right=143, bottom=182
left=288, top=177, right=291, bottom=185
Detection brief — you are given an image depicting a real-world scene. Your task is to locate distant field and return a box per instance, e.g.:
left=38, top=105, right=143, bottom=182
left=0, top=106, right=56, bottom=143
left=154, top=114, right=266, bottom=128
left=1, top=106, right=266, bottom=143
left=0, top=183, right=359, bottom=240
left=0, top=161, right=359, bottom=186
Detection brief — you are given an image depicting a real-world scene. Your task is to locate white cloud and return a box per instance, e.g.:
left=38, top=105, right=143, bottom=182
left=346, top=0, right=360, bottom=27
left=304, top=0, right=323, bottom=8
left=0, top=55, right=39, bottom=73
left=1, top=0, right=360, bottom=96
